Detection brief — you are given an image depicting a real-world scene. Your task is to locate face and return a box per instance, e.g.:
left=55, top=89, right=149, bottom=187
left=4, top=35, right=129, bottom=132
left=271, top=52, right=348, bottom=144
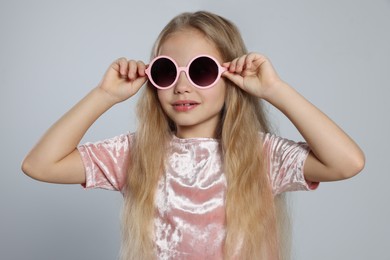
left=156, top=29, right=226, bottom=138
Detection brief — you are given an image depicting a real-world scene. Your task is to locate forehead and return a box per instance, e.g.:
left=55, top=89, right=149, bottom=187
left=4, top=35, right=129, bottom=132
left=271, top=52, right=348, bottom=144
left=158, top=29, right=223, bottom=63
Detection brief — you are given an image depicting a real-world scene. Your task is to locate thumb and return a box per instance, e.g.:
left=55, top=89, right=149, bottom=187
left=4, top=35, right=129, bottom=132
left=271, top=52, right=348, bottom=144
left=222, top=71, right=244, bottom=88
left=130, top=75, right=148, bottom=94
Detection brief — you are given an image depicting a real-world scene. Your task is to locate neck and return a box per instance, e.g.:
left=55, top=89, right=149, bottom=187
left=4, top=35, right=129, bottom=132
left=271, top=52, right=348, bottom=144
left=175, top=125, right=218, bottom=139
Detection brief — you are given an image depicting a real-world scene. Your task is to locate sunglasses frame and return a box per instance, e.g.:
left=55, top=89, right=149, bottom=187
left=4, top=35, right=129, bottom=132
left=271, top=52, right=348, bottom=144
left=145, top=54, right=227, bottom=89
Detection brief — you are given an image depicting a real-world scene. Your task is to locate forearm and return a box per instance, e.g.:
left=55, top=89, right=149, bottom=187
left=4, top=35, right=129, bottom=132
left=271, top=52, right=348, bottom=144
left=223, top=53, right=365, bottom=181
left=22, top=87, right=116, bottom=181
left=22, top=58, right=147, bottom=183
left=263, top=82, right=365, bottom=181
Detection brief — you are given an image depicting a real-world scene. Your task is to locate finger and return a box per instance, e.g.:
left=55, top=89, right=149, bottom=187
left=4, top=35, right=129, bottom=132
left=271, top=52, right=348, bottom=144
left=245, top=52, right=259, bottom=70
left=127, top=60, right=138, bottom=80
left=240, top=53, right=260, bottom=76
left=132, top=76, right=148, bottom=91
left=251, top=53, right=268, bottom=69
left=126, top=75, right=148, bottom=98
left=111, top=57, right=124, bottom=73
left=222, top=70, right=244, bottom=88
left=250, top=54, right=277, bottom=79
left=228, top=57, right=239, bottom=73
left=235, top=55, right=248, bottom=74
left=136, top=61, right=146, bottom=77
left=117, top=58, right=129, bottom=78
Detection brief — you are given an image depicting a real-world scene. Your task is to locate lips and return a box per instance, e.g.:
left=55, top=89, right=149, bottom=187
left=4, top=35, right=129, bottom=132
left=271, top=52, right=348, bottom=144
left=172, top=100, right=200, bottom=112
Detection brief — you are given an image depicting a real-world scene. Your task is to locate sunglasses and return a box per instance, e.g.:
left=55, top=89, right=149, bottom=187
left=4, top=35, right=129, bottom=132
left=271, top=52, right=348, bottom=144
left=145, top=55, right=227, bottom=89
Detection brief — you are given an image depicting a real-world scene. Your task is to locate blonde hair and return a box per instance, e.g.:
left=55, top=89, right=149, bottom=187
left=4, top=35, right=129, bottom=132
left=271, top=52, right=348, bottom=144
left=121, top=11, right=290, bottom=260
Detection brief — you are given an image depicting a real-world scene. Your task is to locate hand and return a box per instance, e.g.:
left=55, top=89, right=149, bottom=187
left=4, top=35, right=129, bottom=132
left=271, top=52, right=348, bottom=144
left=98, top=58, right=148, bottom=104
left=222, top=53, right=283, bottom=99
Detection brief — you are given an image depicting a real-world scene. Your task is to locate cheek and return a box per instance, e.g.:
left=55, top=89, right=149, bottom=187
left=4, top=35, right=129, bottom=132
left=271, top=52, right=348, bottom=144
left=157, top=90, right=168, bottom=104
left=208, top=82, right=226, bottom=107
left=157, top=90, right=171, bottom=113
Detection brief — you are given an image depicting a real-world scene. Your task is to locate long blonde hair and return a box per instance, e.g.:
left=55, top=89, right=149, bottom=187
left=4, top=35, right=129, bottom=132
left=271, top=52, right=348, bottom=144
left=121, top=11, right=290, bottom=260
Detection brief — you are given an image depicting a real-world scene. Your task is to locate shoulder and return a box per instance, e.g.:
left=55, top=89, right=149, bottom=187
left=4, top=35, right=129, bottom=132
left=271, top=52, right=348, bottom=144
left=260, top=132, right=308, bottom=152
left=78, top=132, right=135, bottom=163
left=82, top=132, right=135, bottom=147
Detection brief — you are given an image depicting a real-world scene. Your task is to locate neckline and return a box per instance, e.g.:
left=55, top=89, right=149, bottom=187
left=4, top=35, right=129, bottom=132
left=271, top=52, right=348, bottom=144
left=171, top=134, right=220, bottom=143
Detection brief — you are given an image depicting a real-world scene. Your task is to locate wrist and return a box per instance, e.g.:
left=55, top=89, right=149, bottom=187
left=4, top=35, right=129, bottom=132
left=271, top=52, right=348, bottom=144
left=262, top=81, right=306, bottom=115
left=92, top=87, right=120, bottom=108
left=261, top=80, right=290, bottom=102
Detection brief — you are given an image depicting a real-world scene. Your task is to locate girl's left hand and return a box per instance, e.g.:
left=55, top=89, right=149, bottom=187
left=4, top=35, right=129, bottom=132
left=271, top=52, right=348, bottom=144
left=222, top=53, right=283, bottom=99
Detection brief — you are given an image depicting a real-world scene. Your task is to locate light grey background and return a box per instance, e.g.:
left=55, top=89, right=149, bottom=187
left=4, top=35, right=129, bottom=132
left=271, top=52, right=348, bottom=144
left=1, top=0, right=389, bottom=259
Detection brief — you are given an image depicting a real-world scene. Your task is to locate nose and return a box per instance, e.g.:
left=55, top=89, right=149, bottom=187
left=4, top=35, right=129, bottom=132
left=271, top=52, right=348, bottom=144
left=173, top=71, right=193, bottom=94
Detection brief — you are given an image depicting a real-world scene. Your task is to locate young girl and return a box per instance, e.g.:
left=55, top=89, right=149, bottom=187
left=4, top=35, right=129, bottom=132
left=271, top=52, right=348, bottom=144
left=22, top=11, right=365, bottom=260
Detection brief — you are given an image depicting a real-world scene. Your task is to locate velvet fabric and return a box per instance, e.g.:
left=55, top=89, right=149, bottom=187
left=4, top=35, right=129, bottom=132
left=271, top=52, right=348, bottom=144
left=78, top=133, right=318, bottom=259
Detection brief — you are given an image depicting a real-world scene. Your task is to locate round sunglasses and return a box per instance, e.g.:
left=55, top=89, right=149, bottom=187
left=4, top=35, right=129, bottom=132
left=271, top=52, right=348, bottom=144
left=145, top=55, right=227, bottom=89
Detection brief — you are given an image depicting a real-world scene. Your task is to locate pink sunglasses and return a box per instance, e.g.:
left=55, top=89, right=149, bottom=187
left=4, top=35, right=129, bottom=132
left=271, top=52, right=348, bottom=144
left=145, top=55, right=227, bottom=89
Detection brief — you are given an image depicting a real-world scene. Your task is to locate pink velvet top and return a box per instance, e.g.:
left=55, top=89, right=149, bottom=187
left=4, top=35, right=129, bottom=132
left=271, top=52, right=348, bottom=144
left=78, top=133, right=318, bottom=259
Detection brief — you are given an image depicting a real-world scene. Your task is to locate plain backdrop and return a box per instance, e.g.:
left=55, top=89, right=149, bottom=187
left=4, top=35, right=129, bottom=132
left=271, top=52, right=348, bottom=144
left=1, top=0, right=389, bottom=259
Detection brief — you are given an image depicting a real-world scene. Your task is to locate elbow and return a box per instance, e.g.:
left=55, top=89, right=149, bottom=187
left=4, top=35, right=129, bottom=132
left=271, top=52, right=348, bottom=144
left=21, top=155, right=45, bottom=181
left=339, top=151, right=366, bottom=180
left=21, top=156, right=35, bottom=179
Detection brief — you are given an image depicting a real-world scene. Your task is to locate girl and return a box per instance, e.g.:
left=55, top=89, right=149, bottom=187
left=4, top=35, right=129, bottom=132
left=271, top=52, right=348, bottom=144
left=22, top=11, right=365, bottom=260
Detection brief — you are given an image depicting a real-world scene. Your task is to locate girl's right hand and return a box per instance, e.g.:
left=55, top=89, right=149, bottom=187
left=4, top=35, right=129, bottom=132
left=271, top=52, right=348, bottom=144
left=98, top=58, right=148, bottom=104
left=21, top=58, right=148, bottom=185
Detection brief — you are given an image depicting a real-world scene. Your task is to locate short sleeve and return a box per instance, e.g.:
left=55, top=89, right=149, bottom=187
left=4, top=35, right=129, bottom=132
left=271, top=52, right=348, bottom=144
left=77, top=133, right=134, bottom=192
left=262, top=133, right=319, bottom=195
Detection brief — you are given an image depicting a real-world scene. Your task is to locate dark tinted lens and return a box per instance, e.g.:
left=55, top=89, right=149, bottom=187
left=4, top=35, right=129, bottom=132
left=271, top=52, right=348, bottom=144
left=151, top=58, right=177, bottom=88
left=189, top=57, right=218, bottom=87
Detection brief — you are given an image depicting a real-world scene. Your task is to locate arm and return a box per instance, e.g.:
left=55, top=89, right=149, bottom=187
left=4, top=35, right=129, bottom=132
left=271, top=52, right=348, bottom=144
left=223, top=53, right=365, bottom=182
left=21, top=58, right=147, bottom=184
